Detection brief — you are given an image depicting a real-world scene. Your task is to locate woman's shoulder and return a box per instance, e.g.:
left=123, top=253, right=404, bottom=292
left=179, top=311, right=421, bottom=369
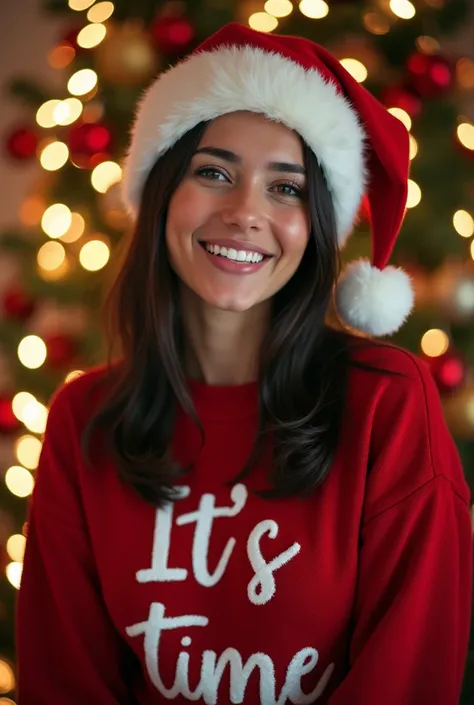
left=48, top=364, right=114, bottom=425
left=344, top=333, right=428, bottom=381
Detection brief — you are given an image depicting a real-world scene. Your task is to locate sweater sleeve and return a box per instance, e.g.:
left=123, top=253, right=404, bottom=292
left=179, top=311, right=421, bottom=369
left=328, top=352, right=473, bottom=705
left=16, top=382, right=136, bottom=704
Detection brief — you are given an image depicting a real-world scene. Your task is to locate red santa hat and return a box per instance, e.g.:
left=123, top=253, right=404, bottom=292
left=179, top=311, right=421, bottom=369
left=122, top=22, right=414, bottom=337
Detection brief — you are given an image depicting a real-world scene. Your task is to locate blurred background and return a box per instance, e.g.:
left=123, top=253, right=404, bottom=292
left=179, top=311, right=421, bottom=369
left=0, top=0, right=473, bottom=702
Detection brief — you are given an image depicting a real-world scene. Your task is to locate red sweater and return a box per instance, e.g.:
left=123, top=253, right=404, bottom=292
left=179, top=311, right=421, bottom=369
left=16, top=342, right=472, bottom=705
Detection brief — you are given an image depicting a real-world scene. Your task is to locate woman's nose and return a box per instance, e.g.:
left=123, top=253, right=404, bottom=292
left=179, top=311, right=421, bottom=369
left=220, top=183, right=265, bottom=233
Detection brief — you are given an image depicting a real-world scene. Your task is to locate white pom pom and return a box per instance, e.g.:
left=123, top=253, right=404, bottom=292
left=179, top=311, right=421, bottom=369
left=335, top=259, right=414, bottom=336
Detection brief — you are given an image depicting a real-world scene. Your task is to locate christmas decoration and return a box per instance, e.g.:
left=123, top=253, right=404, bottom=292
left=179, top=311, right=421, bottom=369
left=450, top=275, right=474, bottom=319
left=423, top=349, right=467, bottom=394
left=67, top=120, right=113, bottom=169
left=94, top=22, right=159, bottom=86
left=44, top=333, right=79, bottom=369
left=381, top=83, right=422, bottom=118
left=0, top=397, right=20, bottom=436
left=406, top=51, right=454, bottom=97
left=2, top=288, right=35, bottom=321
left=4, top=127, right=39, bottom=161
left=442, top=381, right=474, bottom=438
left=150, top=12, right=195, bottom=55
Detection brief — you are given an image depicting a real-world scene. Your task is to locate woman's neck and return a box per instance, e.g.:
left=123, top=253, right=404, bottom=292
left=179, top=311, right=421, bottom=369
left=181, top=287, right=270, bottom=386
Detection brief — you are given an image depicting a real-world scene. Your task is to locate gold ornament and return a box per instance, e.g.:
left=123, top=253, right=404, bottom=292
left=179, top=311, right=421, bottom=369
left=442, top=381, right=474, bottom=439
left=94, top=21, right=160, bottom=86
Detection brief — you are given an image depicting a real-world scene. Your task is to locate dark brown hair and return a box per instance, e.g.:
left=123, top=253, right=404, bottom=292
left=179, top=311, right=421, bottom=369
left=84, top=120, right=353, bottom=507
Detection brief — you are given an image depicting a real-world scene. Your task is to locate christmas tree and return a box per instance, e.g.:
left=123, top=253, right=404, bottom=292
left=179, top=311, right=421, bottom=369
left=0, top=0, right=473, bottom=699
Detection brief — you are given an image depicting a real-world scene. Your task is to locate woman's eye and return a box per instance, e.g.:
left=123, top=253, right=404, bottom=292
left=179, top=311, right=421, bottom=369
left=273, top=182, right=303, bottom=198
left=195, top=167, right=227, bottom=182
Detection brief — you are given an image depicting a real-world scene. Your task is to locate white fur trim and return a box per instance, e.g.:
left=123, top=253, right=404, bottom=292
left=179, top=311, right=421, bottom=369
left=335, top=259, right=414, bottom=336
left=122, top=44, right=366, bottom=242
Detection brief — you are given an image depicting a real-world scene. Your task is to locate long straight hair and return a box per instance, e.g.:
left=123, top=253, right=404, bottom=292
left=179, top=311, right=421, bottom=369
left=83, top=120, right=351, bottom=506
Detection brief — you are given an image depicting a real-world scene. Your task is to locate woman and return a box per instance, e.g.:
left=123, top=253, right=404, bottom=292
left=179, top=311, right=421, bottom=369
left=17, top=23, right=472, bottom=705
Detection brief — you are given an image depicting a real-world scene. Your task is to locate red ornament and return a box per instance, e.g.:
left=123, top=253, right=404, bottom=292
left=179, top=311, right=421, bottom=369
left=150, top=14, right=195, bottom=55
left=423, top=349, right=467, bottom=394
left=381, top=84, right=422, bottom=119
left=406, top=51, right=454, bottom=98
left=67, top=121, right=113, bottom=169
left=45, top=333, right=79, bottom=369
left=5, top=127, right=39, bottom=161
left=2, top=288, right=35, bottom=321
left=0, top=396, right=20, bottom=435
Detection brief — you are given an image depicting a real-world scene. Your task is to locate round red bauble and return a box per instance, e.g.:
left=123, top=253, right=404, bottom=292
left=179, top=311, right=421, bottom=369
left=0, top=396, right=20, bottom=435
left=67, top=121, right=113, bottom=169
left=5, top=127, right=39, bottom=161
left=150, top=14, right=195, bottom=55
left=406, top=52, right=453, bottom=98
left=381, top=83, right=422, bottom=119
left=2, top=288, right=35, bottom=321
left=423, top=349, right=467, bottom=394
left=45, top=333, right=79, bottom=368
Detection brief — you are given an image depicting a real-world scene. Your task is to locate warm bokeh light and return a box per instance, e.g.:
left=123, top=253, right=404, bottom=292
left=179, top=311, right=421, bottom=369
left=389, top=0, right=416, bottom=19
left=421, top=328, right=449, bottom=357
left=39, top=141, right=69, bottom=171
left=416, top=35, right=440, bottom=55
left=15, top=435, right=43, bottom=470
left=65, top=370, right=85, bottom=384
left=67, top=68, right=98, bottom=96
left=406, top=179, right=422, bottom=208
left=12, top=392, right=37, bottom=423
left=453, top=210, right=474, bottom=238
left=36, top=99, right=61, bottom=128
left=6, top=534, right=27, bottom=563
left=79, top=239, right=111, bottom=271
left=6, top=562, right=23, bottom=590
left=409, top=134, right=418, bottom=160
left=299, top=0, right=329, bottom=19
left=48, top=43, right=76, bottom=69
left=53, top=97, right=83, bottom=126
left=88, top=1, right=114, bottom=23
left=22, top=400, right=48, bottom=434
left=264, top=0, right=293, bottom=18
left=387, top=107, right=412, bottom=131
left=69, top=0, right=95, bottom=9
left=363, top=11, right=390, bottom=35
left=0, top=660, right=15, bottom=694
left=339, top=58, right=367, bottom=83
left=5, top=466, right=34, bottom=498
left=37, top=241, right=67, bottom=272
left=91, top=160, right=122, bottom=193
left=19, top=195, right=46, bottom=226
left=457, top=121, right=474, bottom=150
left=17, top=335, right=47, bottom=370
left=61, top=212, right=86, bottom=243
left=456, top=57, right=474, bottom=90
left=77, top=23, right=107, bottom=49
left=248, top=12, right=279, bottom=32
left=41, top=203, right=72, bottom=238
left=471, top=240, right=474, bottom=262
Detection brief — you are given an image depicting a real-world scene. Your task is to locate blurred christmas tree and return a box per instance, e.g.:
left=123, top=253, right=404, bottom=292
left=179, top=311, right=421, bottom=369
left=0, top=0, right=473, bottom=699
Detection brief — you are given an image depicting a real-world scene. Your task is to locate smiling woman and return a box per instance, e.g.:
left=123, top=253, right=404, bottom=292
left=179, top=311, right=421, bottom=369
left=16, top=22, right=472, bottom=705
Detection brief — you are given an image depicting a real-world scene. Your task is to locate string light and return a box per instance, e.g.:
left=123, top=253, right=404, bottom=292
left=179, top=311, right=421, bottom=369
left=37, top=241, right=67, bottom=272
left=264, top=0, right=293, bottom=18
left=421, top=328, right=449, bottom=357
left=60, top=212, right=86, bottom=243
left=6, top=534, right=26, bottom=563
left=22, top=400, right=48, bottom=434
left=457, top=121, right=474, bottom=151
left=68, top=0, right=95, bottom=10
left=339, top=58, right=367, bottom=83
left=456, top=57, right=474, bottom=90
left=65, top=370, right=85, bottom=383
left=299, top=0, right=329, bottom=19
left=409, top=134, right=418, bottom=160
left=406, top=179, right=421, bottom=208
left=389, top=0, right=416, bottom=20
left=91, top=161, right=122, bottom=193
left=387, top=107, right=412, bottom=131
left=471, top=240, right=474, bottom=261
left=15, top=435, right=42, bottom=470
left=48, top=43, right=75, bottom=69
left=6, top=562, right=22, bottom=590
left=39, top=141, right=69, bottom=171
left=363, top=12, right=390, bottom=35
left=36, top=99, right=62, bottom=128
left=53, top=97, right=83, bottom=126
left=0, top=660, right=15, bottom=693
left=87, top=1, right=115, bottom=23
left=248, top=12, right=278, bottom=32
left=77, top=23, right=107, bottom=49
left=12, top=392, right=37, bottom=423
left=5, top=466, right=34, bottom=498
left=41, top=203, right=72, bottom=238
left=453, top=210, right=474, bottom=238
left=17, top=335, right=47, bottom=370
left=67, top=68, right=98, bottom=96
left=79, top=239, right=110, bottom=271
left=19, top=195, right=46, bottom=227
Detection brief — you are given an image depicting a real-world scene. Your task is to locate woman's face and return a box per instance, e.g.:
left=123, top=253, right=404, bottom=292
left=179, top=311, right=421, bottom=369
left=166, top=111, right=310, bottom=312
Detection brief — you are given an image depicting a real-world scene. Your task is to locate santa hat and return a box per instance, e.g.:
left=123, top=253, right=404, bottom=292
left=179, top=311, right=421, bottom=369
left=122, top=22, right=414, bottom=337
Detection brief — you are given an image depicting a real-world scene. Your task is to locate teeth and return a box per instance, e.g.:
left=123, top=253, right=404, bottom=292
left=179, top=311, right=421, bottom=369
left=205, top=244, right=264, bottom=263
